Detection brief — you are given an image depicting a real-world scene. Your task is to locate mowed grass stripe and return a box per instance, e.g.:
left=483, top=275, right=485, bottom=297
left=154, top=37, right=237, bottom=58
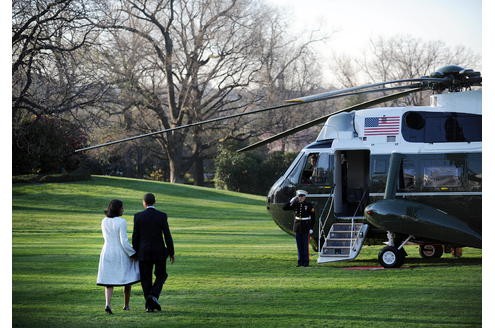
left=13, top=176, right=481, bottom=327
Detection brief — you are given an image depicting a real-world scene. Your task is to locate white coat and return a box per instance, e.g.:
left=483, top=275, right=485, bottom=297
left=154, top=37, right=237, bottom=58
left=97, top=217, right=140, bottom=286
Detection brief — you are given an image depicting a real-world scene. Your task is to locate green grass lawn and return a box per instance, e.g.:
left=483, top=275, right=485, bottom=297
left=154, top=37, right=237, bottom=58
left=12, top=176, right=481, bottom=327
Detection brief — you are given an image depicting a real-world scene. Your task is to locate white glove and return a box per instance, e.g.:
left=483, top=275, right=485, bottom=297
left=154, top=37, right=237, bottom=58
left=309, top=229, right=314, bottom=234
left=290, top=196, right=298, bottom=204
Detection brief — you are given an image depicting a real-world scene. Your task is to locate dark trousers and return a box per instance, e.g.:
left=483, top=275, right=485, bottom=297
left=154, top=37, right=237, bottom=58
left=139, top=259, right=168, bottom=300
left=295, top=232, right=310, bottom=266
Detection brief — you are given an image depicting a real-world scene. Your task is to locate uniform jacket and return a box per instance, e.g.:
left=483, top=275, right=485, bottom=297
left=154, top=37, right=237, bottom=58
left=283, top=200, right=316, bottom=233
left=132, top=207, right=174, bottom=261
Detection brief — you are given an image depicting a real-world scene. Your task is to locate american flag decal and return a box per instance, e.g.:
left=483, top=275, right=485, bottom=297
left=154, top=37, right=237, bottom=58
left=364, top=116, right=400, bottom=136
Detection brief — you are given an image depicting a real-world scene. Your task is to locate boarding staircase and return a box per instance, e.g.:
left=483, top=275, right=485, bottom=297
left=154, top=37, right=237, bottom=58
left=317, top=190, right=369, bottom=264
left=318, top=221, right=368, bottom=263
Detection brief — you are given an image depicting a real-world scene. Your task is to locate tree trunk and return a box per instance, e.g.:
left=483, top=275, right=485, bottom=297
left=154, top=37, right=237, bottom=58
left=193, top=156, right=205, bottom=186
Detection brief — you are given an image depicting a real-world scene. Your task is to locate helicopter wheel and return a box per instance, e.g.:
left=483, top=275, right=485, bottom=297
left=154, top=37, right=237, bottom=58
left=378, top=246, right=405, bottom=268
left=419, top=244, right=444, bottom=259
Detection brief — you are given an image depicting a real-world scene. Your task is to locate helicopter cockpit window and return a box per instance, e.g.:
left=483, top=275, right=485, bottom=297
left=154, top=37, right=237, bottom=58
left=402, top=112, right=481, bottom=143
left=287, top=153, right=306, bottom=185
left=300, top=153, right=331, bottom=185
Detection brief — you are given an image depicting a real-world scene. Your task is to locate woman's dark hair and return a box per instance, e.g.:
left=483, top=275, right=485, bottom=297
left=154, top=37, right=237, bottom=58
left=105, top=199, right=123, bottom=218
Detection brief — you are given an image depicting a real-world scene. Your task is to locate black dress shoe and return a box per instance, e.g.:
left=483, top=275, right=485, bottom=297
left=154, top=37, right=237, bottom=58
left=123, top=305, right=130, bottom=311
left=146, top=296, right=162, bottom=311
left=105, top=306, right=113, bottom=314
left=150, top=296, right=161, bottom=311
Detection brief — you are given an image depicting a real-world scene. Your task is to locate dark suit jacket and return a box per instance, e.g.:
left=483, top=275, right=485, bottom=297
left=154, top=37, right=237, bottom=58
left=132, top=207, right=174, bottom=261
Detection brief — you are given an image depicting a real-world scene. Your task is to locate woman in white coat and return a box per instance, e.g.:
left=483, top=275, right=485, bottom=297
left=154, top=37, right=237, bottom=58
left=97, top=199, right=140, bottom=314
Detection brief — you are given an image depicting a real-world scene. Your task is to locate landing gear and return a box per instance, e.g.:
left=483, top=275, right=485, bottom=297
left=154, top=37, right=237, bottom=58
left=419, top=244, right=444, bottom=258
left=378, top=232, right=412, bottom=268
left=378, top=246, right=405, bottom=268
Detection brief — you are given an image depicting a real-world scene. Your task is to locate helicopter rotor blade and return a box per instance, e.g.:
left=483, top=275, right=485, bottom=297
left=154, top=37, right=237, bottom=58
left=75, top=82, right=431, bottom=153
left=75, top=101, right=302, bottom=152
left=285, top=77, right=445, bottom=104
left=236, top=87, right=423, bottom=153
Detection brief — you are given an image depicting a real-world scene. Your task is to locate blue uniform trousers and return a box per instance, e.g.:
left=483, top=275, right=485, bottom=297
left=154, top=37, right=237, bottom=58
left=295, top=232, right=310, bottom=266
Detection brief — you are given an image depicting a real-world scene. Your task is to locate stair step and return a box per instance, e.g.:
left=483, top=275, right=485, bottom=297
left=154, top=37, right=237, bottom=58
left=325, top=240, right=356, bottom=247
left=331, top=224, right=363, bottom=232
left=321, top=247, right=351, bottom=256
left=326, top=237, right=357, bottom=241
left=335, top=216, right=366, bottom=221
left=329, top=232, right=359, bottom=239
left=318, top=223, right=369, bottom=263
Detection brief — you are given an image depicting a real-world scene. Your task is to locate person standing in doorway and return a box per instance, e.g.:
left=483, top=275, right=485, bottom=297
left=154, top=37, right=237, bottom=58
left=283, top=190, right=316, bottom=267
left=132, top=193, right=175, bottom=312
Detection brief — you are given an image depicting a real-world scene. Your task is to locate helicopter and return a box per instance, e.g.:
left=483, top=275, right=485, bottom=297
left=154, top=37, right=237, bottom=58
left=77, top=65, right=482, bottom=268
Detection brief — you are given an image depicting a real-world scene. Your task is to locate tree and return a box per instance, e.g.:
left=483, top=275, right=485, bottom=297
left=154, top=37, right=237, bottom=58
left=13, top=115, right=87, bottom=175
left=90, top=0, right=326, bottom=185
left=12, top=0, right=106, bottom=117
left=250, top=10, right=329, bottom=152
left=214, top=141, right=296, bottom=195
left=90, top=0, right=264, bottom=183
left=331, top=35, right=481, bottom=105
left=12, top=0, right=109, bottom=174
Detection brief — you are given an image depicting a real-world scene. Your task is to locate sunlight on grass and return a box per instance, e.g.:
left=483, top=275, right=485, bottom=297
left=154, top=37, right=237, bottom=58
left=13, top=176, right=481, bottom=327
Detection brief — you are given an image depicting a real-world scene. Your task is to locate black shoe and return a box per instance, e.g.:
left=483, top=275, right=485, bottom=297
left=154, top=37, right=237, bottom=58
left=105, top=306, right=113, bottom=314
left=150, top=296, right=161, bottom=311
left=123, top=305, right=130, bottom=311
left=146, top=295, right=161, bottom=312
left=145, top=298, right=153, bottom=312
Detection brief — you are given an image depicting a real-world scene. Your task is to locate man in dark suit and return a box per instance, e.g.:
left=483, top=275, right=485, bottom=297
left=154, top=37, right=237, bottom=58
left=132, top=193, right=175, bottom=312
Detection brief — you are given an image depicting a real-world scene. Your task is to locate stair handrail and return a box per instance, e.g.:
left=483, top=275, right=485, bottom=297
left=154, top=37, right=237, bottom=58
left=318, top=186, right=335, bottom=252
left=350, top=188, right=368, bottom=250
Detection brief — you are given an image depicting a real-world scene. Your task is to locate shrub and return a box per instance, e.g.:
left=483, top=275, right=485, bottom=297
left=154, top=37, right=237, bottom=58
left=214, top=142, right=297, bottom=195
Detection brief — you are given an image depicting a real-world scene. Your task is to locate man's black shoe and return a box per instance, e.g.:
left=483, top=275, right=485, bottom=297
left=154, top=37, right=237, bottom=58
left=150, top=296, right=162, bottom=311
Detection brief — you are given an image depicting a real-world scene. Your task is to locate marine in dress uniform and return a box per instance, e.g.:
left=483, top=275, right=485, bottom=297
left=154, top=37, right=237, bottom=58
left=283, top=190, right=316, bottom=267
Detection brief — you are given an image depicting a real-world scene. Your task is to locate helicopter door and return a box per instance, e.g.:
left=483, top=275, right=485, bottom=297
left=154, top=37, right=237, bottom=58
left=334, top=150, right=370, bottom=217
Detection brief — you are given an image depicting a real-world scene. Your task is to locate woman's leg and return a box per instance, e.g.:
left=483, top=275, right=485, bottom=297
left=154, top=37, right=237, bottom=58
left=123, top=285, right=131, bottom=310
left=105, top=286, right=114, bottom=308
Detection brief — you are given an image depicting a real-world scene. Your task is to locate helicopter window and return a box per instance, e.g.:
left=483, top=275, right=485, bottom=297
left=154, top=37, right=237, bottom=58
left=456, top=114, right=482, bottom=142
left=402, top=112, right=481, bottom=143
left=300, top=153, right=332, bottom=185
left=423, top=166, right=461, bottom=189
left=287, top=153, right=307, bottom=185
left=421, top=159, right=463, bottom=191
left=404, top=112, right=425, bottom=130
left=369, top=156, right=389, bottom=192
left=398, top=159, right=417, bottom=191
left=466, top=153, right=482, bottom=192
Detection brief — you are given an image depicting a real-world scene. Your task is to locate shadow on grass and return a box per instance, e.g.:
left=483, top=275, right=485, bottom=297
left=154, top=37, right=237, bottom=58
left=163, top=309, right=480, bottom=327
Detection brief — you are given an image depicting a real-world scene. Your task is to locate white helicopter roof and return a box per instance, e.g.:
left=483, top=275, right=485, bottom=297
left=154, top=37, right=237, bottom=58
left=314, top=89, right=481, bottom=154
